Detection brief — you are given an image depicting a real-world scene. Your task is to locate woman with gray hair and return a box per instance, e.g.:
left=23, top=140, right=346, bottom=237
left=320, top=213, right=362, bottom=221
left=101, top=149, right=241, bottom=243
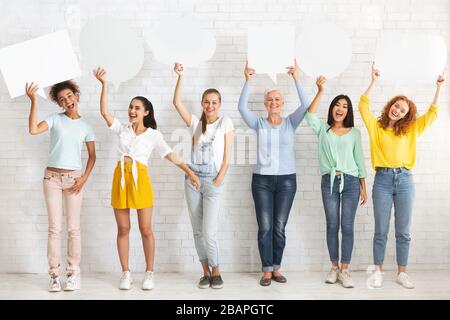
left=238, top=61, right=310, bottom=286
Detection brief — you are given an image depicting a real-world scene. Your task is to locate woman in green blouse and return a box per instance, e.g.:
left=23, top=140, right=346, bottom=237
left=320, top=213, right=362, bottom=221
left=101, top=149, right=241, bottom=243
left=306, top=76, right=367, bottom=288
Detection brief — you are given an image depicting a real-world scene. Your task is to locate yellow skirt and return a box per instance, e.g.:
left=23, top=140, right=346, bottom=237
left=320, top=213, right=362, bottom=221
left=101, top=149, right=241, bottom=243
left=111, top=161, right=154, bottom=209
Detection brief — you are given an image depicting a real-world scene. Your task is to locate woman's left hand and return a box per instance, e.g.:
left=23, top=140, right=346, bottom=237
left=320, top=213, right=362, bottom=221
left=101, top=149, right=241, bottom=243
left=213, top=174, right=224, bottom=187
left=68, top=176, right=87, bottom=194
left=360, top=188, right=367, bottom=205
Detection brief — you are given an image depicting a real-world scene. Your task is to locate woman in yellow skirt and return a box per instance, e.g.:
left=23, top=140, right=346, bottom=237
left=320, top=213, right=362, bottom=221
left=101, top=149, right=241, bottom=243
left=94, top=68, right=201, bottom=290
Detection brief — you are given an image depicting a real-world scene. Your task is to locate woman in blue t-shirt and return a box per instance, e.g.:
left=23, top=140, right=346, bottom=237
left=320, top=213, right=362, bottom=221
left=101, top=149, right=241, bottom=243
left=26, top=81, right=96, bottom=292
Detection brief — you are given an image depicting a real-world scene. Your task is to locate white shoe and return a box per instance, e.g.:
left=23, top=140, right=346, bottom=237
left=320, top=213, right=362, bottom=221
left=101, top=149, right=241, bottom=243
left=48, top=276, right=62, bottom=292
left=338, top=269, right=354, bottom=288
left=367, top=270, right=383, bottom=288
left=397, top=272, right=415, bottom=289
left=64, top=273, right=81, bottom=291
left=142, top=271, right=155, bottom=290
left=325, top=266, right=339, bottom=284
left=119, top=271, right=133, bottom=290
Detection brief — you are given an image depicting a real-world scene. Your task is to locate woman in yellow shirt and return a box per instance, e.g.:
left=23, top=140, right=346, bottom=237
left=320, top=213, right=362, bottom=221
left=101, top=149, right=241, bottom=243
left=359, top=63, right=445, bottom=289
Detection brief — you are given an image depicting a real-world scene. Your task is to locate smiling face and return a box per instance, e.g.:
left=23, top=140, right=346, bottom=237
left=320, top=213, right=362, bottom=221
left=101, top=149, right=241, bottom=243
left=201, top=93, right=221, bottom=118
left=264, top=90, right=284, bottom=116
left=388, top=99, right=410, bottom=123
left=56, top=89, right=79, bottom=113
left=332, top=98, right=349, bottom=123
left=128, top=98, right=149, bottom=124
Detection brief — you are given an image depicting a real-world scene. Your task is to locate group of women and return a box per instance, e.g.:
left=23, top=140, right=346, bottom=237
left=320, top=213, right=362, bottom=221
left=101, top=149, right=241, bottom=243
left=24, top=60, right=444, bottom=292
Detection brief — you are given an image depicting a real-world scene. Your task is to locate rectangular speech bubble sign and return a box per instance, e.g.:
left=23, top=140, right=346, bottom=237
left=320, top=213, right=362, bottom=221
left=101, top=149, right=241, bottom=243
left=248, top=26, right=295, bottom=83
left=0, top=30, right=81, bottom=99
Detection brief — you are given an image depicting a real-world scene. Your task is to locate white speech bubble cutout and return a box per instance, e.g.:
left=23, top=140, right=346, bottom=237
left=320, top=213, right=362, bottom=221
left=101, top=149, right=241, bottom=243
left=146, top=16, right=216, bottom=67
left=80, top=16, right=144, bottom=90
left=296, top=23, right=352, bottom=79
left=0, top=30, right=81, bottom=99
left=375, top=32, right=447, bottom=85
left=248, top=26, right=295, bottom=83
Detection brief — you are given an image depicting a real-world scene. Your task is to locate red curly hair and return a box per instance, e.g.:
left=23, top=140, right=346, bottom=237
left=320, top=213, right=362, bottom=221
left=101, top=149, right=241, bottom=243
left=378, top=95, right=418, bottom=136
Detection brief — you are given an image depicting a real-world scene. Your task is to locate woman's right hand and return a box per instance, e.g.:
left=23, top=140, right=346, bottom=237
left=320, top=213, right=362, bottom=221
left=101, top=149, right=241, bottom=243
left=244, top=61, right=255, bottom=82
left=189, top=172, right=202, bottom=190
left=174, top=62, right=184, bottom=77
left=93, top=67, right=107, bottom=84
left=371, top=62, right=380, bottom=81
left=25, top=82, right=39, bottom=102
left=316, top=76, right=326, bottom=92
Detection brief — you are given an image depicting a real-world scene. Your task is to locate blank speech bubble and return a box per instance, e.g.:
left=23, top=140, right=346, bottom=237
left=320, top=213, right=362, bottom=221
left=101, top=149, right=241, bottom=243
left=0, top=30, right=81, bottom=99
left=375, top=32, right=447, bottom=85
left=80, top=16, right=144, bottom=90
left=248, top=26, right=296, bottom=83
left=146, top=16, right=216, bottom=67
left=296, top=23, right=352, bottom=79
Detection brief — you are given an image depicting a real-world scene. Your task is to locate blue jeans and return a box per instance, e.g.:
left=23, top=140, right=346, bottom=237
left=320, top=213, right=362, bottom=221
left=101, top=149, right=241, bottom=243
left=372, top=167, right=415, bottom=267
left=251, top=173, right=297, bottom=272
left=185, top=172, right=224, bottom=268
left=321, top=174, right=360, bottom=264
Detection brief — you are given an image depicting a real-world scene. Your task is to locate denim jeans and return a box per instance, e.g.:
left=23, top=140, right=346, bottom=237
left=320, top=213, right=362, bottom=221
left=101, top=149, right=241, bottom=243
left=321, top=174, right=360, bottom=264
left=251, top=173, right=297, bottom=272
left=372, top=167, right=415, bottom=266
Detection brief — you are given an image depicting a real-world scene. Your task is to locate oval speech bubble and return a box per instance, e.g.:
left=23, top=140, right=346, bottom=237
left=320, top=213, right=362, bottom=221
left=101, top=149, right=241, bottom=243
left=296, top=22, right=352, bottom=79
left=375, top=31, right=447, bottom=85
left=80, top=16, right=144, bottom=90
left=145, top=16, right=216, bottom=67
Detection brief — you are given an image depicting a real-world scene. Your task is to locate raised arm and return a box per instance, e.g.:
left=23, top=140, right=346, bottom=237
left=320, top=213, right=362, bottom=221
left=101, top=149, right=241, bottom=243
left=93, top=68, right=114, bottom=126
left=363, top=62, right=380, bottom=98
left=27, top=83, right=49, bottom=135
left=172, top=63, right=192, bottom=127
left=432, top=75, right=445, bottom=106
left=238, top=62, right=259, bottom=129
left=307, top=76, right=326, bottom=113
left=287, top=59, right=310, bottom=128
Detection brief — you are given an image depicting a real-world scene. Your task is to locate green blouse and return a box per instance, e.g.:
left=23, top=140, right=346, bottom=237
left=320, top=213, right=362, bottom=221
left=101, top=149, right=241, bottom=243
left=305, top=112, right=367, bottom=194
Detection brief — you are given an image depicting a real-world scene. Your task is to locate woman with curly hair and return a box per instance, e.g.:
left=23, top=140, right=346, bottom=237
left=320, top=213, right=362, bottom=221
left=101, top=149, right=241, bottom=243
left=360, top=63, right=445, bottom=289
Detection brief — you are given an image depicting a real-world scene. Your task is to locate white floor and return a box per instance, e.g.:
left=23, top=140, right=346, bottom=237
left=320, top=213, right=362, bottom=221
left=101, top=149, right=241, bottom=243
left=1, top=271, right=449, bottom=300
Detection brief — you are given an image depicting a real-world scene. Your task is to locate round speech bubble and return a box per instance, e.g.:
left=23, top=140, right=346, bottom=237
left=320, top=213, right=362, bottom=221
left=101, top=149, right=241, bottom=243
left=79, top=16, right=144, bottom=90
left=296, top=22, right=353, bottom=79
left=375, top=32, right=447, bottom=85
left=145, top=16, right=216, bottom=67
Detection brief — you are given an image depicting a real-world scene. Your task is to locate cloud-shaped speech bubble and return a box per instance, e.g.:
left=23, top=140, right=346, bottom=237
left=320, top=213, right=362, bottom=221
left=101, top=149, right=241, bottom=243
left=80, top=16, right=144, bottom=90
left=248, top=26, right=296, bottom=83
left=375, top=31, right=447, bottom=85
left=146, top=16, right=216, bottom=67
left=296, top=22, right=352, bottom=79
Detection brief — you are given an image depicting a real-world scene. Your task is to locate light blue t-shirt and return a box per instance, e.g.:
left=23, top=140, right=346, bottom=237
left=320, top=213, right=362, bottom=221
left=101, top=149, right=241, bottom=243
left=238, top=80, right=309, bottom=175
left=45, top=113, right=95, bottom=170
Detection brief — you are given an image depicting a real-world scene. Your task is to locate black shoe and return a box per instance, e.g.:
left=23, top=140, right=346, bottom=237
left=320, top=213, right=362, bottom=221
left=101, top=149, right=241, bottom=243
left=210, top=275, right=224, bottom=289
left=259, top=276, right=271, bottom=286
left=272, top=274, right=287, bottom=283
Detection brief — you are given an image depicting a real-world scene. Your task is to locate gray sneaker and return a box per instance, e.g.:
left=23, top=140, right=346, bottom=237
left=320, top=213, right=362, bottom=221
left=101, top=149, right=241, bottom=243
left=210, top=275, right=224, bottom=289
left=198, top=275, right=211, bottom=289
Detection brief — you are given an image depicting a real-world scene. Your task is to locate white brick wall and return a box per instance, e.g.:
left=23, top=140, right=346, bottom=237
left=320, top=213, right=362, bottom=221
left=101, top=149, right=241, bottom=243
left=0, top=0, right=449, bottom=273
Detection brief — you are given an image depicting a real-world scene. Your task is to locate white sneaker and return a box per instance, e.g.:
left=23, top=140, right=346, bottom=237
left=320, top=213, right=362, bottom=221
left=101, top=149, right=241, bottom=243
left=142, top=271, right=155, bottom=290
left=367, top=270, right=383, bottom=288
left=338, top=269, right=354, bottom=288
left=119, top=271, right=133, bottom=290
left=64, top=273, right=81, bottom=291
left=325, top=266, right=339, bottom=284
left=397, top=272, right=415, bottom=289
left=48, top=275, right=62, bottom=292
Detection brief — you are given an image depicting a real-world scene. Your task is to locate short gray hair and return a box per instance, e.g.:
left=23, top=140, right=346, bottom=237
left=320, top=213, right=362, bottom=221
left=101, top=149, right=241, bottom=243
left=264, top=87, right=283, bottom=100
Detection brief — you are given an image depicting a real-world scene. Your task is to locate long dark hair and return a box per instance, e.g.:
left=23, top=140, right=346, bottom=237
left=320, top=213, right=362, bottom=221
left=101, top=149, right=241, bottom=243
left=200, top=88, right=221, bottom=134
left=131, top=96, right=157, bottom=129
left=327, top=95, right=354, bottom=132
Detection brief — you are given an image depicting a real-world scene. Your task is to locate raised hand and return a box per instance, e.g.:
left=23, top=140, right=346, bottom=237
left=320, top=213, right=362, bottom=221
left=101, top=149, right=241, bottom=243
left=371, top=61, right=380, bottom=81
left=286, top=58, right=299, bottom=80
left=316, top=76, right=326, bottom=92
left=436, top=74, right=445, bottom=87
left=25, top=82, right=39, bottom=102
left=244, top=61, right=255, bottom=82
left=174, top=62, right=184, bottom=77
left=93, top=67, right=107, bottom=84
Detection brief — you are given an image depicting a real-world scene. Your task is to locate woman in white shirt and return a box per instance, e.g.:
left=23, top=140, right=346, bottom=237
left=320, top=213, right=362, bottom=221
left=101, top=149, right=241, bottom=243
left=172, top=63, right=235, bottom=289
left=94, top=68, right=200, bottom=290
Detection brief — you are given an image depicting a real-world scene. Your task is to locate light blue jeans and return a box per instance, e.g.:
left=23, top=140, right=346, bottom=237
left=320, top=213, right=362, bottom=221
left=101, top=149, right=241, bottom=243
left=372, top=167, right=415, bottom=267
